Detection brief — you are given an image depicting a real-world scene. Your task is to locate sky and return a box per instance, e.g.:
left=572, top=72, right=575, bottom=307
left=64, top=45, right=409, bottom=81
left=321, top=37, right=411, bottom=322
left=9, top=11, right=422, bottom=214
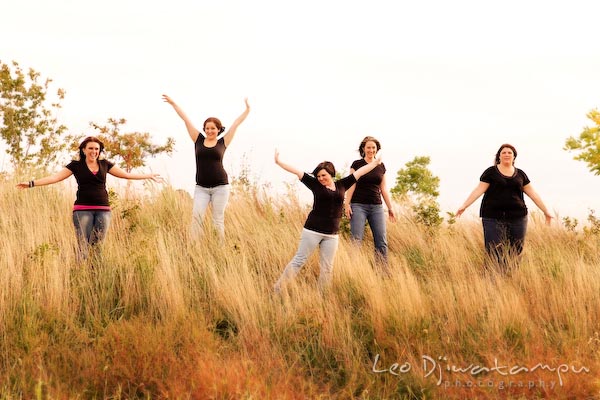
left=2, top=0, right=600, bottom=222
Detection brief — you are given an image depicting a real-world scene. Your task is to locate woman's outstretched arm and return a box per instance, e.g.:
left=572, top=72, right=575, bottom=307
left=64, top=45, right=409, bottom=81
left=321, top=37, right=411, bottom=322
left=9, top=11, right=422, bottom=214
left=456, top=181, right=490, bottom=217
left=16, top=168, right=73, bottom=189
left=523, top=184, right=552, bottom=224
left=108, top=166, right=164, bottom=182
left=352, top=154, right=382, bottom=180
left=274, top=149, right=303, bottom=180
left=162, top=94, right=201, bottom=142
left=223, top=98, right=250, bottom=147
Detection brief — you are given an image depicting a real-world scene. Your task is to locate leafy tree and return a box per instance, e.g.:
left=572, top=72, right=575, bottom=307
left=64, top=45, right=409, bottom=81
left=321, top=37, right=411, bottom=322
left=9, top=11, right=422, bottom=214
left=564, top=108, right=600, bottom=175
left=412, top=200, right=443, bottom=228
left=392, top=156, right=442, bottom=228
left=76, top=117, right=175, bottom=173
left=391, top=156, right=440, bottom=199
left=0, top=60, right=72, bottom=171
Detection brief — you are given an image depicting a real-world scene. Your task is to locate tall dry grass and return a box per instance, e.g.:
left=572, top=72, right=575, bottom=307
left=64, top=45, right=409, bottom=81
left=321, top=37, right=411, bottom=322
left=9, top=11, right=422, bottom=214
left=0, top=177, right=599, bottom=399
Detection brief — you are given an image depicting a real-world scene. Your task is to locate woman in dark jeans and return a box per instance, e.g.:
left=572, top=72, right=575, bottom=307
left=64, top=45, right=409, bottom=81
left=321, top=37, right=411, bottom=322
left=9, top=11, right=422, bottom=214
left=456, top=143, right=552, bottom=273
left=344, top=136, right=396, bottom=267
left=17, top=136, right=162, bottom=260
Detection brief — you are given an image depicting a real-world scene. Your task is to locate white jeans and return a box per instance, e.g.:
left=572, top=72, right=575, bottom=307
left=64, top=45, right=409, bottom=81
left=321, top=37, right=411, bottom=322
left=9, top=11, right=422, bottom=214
left=274, top=228, right=339, bottom=292
left=192, top=184, right=230, bottom=238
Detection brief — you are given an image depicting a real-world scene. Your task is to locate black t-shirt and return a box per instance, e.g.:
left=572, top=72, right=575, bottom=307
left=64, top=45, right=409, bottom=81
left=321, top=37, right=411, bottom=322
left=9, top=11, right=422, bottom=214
left=301, top=173, right=357, bottom=234
left=349, top=159, right=386, bottom=204
left=66, top=159, right=115, bottom=206
left=479, top=166, right=530, bottom=219
left=195, top=136, right=228, bottom=187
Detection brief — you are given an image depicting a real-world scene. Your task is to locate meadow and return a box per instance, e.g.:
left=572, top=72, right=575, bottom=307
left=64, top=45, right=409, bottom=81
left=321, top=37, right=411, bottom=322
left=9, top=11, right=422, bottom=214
left=0, top=178, right=599, bottom=399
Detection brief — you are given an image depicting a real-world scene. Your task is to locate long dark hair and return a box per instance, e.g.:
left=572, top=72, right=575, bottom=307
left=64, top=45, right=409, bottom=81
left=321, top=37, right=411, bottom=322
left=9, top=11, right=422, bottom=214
left=494, top=143, right=517, bottom=165
left=78, top=136, right=105, bottom=160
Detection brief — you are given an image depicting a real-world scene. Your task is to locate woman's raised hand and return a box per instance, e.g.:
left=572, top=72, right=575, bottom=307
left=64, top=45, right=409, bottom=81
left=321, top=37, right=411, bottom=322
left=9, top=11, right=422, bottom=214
left=162, top=94, right=175, bottom=105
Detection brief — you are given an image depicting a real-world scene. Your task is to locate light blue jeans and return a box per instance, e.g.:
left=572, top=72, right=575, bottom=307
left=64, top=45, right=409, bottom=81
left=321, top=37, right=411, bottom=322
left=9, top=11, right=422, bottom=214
left=274, top=228, right=339, bottom=292
left=72, top=210, right=111, bottom=260
left=350, top=203, right=388, bottom=263
left=192, top=184, right=230, bottom=238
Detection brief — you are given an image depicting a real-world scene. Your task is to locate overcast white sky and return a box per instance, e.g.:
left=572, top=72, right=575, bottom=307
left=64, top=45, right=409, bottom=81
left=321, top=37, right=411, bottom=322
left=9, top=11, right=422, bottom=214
left=2, top=0, right=600, bottom=222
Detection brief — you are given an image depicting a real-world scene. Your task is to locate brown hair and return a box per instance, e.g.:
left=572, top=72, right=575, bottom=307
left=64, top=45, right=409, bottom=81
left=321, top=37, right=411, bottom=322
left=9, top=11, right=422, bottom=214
left=78, top=136, right=105, bottom=160
left=312, top=161, right=336, bottom=178
left=358, top=136, right=381, bottom=157
left=203, top=117, right=225, bottom=134
left=494, top=143, right=517, bottom=165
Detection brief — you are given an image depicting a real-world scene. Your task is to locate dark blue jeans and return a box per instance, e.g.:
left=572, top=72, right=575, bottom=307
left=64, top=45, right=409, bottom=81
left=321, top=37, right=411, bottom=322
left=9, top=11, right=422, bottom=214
left=482, top=216, right=528, bottom=273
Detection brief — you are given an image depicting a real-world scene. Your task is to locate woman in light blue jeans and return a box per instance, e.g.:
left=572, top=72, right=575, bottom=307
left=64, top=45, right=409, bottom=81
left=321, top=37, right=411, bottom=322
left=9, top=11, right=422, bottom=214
left=277, top=228, right=340, bottom=292
left=273, top=150, right=382, bottom=293
left=163, top=94, right=250, bottom=238
left=192, top=184, right=230, bottom=238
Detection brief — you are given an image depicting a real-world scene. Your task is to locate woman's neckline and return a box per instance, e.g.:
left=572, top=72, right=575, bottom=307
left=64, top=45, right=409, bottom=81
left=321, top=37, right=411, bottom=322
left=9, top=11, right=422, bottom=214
left=86, top=160, right=99, bottom=173
left=203, top=138, right=218, bottom=148
left=495, top=164, right=516, bottom=178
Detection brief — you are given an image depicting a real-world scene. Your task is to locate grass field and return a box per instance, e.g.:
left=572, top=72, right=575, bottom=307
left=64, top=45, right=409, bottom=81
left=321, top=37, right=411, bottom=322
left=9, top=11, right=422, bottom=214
left=1, top=179, right=599, bottom=399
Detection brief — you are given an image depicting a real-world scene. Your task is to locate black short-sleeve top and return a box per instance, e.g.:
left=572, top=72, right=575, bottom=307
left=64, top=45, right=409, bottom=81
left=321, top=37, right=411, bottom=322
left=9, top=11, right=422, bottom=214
left=349, top=158, right=386, bottom=204
left=66, top=159, right=115, bottom=207
left=195, top=136, right=228, bottom=187
left=300, top=173, right=357, bottom=234
left=479, top=166, right=530, bottom=219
